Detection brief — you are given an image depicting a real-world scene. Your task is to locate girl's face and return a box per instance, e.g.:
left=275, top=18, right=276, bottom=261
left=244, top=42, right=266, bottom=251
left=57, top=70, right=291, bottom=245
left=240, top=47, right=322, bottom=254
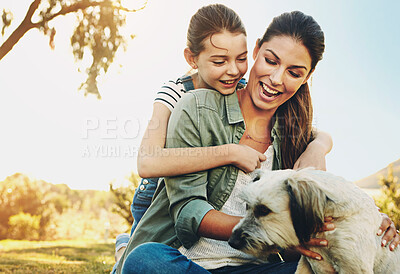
left=247, top=35, right=313, bottom=112
left=189, top=31, right=248, bottom=95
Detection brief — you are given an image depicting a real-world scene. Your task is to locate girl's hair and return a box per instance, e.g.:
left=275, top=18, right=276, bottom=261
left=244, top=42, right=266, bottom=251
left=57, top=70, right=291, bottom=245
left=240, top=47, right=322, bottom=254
left=259, top=11, right=325, bottom=169
left=187, top=4, right=246, bottom=56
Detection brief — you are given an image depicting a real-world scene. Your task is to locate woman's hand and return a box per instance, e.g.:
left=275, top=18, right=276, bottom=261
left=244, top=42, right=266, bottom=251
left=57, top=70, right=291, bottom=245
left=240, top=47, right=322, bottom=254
left=230, top=144, right=266, bottom=173
left=293, top=217, right=335, bottom=260
left=293, top=130, right=332, bottom=171
left=377, top=213, right=400, bottom=251
left=293, top=140, right=327, bottom=171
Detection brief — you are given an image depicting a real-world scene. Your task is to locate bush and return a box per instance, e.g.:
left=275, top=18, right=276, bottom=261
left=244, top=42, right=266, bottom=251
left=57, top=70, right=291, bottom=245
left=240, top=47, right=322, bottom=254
left=0, top=173, right=49, bottom=239
left=374, top=164, right=400, bottom=228
left=8, top=212, right=41, bottom=240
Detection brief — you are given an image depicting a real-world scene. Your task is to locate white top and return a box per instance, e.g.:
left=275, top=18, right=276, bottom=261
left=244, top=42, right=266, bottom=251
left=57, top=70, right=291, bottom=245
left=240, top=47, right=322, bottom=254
left=179, top=145, right=274, bottom=270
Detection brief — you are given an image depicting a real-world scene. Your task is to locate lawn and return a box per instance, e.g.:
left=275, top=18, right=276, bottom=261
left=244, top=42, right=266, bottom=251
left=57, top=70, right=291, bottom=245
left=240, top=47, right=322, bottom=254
left=0, top=239, right=115, bottom=273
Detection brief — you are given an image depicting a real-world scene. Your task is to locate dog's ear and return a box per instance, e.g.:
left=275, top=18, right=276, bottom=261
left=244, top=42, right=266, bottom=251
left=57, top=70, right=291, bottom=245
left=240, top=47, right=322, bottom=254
left=285, top=177, right=326, bottom=245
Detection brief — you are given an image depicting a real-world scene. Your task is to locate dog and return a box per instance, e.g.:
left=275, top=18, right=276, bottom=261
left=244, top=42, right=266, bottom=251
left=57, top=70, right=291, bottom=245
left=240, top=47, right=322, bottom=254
left=228, top=168, right=400, bottom=273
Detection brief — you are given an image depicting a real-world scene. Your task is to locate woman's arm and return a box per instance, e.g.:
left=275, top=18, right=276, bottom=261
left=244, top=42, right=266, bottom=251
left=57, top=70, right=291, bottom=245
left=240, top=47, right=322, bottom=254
left=293, top=129, right=333, bottom=170
left=137, top=102, right=266, bottom=178
left=197, top=209, right=241, bottom=240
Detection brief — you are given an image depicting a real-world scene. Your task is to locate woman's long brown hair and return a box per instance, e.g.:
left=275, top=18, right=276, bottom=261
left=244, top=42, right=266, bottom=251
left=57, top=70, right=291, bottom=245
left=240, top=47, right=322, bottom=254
left=259, top=11, right=325, bottom=169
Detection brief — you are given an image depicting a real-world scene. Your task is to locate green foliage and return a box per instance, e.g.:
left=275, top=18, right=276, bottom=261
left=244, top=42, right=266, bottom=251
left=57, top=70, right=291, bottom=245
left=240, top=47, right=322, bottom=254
left=109, top=172, right=139, bottom=228
left=0, top=0, right=147, bottom=98
left=0, top=173, right=129, bottom=241
left=71, top=1, right=126, bottom=98
left=0, top=173, right=52, bottom=240
left=375, top=164, right=400, bottom=228
left=8, top=212, right=41, bottom=240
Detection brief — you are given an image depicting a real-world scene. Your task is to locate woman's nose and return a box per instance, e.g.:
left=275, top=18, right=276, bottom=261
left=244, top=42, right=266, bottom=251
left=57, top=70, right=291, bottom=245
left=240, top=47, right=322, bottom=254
left=270, top=68, right=284, bottom=86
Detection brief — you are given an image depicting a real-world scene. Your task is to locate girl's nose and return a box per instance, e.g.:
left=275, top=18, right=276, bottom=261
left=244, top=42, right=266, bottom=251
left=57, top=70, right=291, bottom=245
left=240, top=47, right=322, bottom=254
left=227, top=61, right=239, bottom=76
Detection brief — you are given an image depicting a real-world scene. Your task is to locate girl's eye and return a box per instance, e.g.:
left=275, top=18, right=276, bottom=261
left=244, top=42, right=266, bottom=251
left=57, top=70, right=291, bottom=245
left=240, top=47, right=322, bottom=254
left=212, top=61, right=225, bottom=65
left=289, top=71, right=301, bottom=78
left=238, top=57, right=247, bottom=62
left=265, top=58, right=277, bottom=65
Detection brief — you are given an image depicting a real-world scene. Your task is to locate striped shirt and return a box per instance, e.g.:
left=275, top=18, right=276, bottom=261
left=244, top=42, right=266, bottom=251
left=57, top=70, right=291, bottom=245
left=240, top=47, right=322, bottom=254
left=154, top=77, right=192, bottom=112
left=154, top=76, right=246, bottom=112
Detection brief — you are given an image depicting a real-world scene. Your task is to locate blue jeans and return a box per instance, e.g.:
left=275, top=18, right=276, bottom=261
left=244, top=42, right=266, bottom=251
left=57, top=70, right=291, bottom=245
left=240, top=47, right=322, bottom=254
left=121, top=243, right=298, bottom=274
left=130, top=177, right=158, bottom=236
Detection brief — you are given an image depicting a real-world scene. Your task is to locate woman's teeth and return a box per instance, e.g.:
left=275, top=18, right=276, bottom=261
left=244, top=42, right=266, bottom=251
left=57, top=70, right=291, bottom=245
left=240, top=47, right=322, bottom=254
left=221, top=79, right=236, bottom=84
left=261, top=82, right=280, bottom=95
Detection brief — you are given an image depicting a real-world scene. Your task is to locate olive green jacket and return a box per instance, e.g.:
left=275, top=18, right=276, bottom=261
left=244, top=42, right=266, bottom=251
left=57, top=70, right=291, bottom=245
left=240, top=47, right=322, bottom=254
left=117, top=89, right=283, bottom=273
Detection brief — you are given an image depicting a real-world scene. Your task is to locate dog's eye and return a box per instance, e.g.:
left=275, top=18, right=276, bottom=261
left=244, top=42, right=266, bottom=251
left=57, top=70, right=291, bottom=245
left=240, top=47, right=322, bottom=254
left=254, top=204, right=271, bottom=218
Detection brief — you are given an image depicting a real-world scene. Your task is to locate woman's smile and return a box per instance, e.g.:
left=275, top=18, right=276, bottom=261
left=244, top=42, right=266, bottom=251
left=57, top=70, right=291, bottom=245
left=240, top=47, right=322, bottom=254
left=258, top=81, right=282, bottom=103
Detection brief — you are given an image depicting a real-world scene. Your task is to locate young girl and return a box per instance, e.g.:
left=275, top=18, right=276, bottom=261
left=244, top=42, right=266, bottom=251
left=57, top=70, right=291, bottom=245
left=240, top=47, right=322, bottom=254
left=116, top=9, right=399, bottom=274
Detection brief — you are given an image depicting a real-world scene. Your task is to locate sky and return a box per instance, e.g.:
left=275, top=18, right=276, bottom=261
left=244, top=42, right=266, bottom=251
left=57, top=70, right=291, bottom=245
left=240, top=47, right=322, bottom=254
left=0, top=0, right=399, bottom=190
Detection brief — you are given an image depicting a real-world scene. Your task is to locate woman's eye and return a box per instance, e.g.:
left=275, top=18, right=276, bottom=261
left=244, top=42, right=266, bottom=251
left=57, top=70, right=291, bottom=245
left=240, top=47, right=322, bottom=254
left=265, top=58, right=277, bottom=65
left=289, top=71, right=301, bottom=78
left=238, top=57, right=247, bottom=62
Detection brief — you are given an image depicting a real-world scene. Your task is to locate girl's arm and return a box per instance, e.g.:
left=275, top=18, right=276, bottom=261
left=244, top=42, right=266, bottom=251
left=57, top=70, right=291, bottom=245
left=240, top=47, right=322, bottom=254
left=137, top=102, right=266, bottom=178
left=293, top=129, right=333, bottom=170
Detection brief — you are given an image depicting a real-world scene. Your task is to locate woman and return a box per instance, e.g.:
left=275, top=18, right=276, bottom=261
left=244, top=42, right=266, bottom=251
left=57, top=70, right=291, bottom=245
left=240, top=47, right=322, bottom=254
left=117, top=10, right=399, bottom=274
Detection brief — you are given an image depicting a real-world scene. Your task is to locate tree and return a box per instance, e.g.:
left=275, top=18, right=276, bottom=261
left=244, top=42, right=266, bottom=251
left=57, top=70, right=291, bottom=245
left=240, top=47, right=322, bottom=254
left=109, top=172, right=139, bottom=227
left=0, top=173, right=52, bottom=239
left=0, top=0, right=146, bottom=98
left=375, top=164, right=400, bottom=228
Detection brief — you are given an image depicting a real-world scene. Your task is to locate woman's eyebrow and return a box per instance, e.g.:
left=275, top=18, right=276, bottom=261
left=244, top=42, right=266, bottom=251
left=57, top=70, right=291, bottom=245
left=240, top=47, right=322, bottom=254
left=266, top=49, right=280, bottom=61
left=266, top=49, right=308, bottom=70
left=289, top=65, right=308, bottom=70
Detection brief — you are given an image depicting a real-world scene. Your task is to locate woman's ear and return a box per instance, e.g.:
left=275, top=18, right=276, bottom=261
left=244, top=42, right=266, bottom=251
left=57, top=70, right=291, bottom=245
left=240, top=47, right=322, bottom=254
left=302, top=69, right=315, bottom=85
left=184, top=48, right=198, bottom=69
left=253, top=39, right=261, bottom=60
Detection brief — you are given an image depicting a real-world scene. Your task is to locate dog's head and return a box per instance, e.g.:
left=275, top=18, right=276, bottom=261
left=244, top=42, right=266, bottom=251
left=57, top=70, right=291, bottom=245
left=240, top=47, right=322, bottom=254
left=228, top=169, right=331, bottom=259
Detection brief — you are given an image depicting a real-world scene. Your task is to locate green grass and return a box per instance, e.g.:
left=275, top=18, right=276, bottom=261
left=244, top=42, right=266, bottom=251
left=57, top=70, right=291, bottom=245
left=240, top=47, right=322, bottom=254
left=0, top=239, right=115, bottom=273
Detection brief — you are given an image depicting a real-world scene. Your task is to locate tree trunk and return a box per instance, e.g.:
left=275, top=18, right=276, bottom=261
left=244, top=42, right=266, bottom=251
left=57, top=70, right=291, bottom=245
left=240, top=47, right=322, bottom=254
left=0, top=0, right=40, bottom=61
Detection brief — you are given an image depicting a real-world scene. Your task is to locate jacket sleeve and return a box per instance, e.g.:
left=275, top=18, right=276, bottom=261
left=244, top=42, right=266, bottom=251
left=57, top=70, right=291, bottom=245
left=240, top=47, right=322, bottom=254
left=164, top=93, right=214, bottom=248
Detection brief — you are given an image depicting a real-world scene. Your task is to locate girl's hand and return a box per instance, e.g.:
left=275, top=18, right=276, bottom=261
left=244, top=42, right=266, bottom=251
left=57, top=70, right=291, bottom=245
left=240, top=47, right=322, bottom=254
left=230, top=144, right=266, bottom=173
left=294, top=217, right=335, bottom=260
left=377, top=213, right=400, bottom=251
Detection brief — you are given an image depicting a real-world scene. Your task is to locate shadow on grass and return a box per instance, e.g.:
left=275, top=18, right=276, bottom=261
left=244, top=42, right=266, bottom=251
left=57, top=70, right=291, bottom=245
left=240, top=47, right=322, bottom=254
left=0, top=241, right=115, bottom=273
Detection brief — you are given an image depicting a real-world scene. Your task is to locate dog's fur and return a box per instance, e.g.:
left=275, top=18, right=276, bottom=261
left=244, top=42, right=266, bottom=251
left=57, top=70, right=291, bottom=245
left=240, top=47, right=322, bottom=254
left=228, top=168, right=400, bottom=273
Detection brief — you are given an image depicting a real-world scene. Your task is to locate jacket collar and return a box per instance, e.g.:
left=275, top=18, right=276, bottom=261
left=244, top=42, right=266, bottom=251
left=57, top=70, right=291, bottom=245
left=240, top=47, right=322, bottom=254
left=225, top=92, right=244, bottom=124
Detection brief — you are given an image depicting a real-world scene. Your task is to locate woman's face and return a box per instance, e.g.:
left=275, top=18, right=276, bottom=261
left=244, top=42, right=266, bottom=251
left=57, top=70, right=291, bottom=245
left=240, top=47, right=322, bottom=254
left=191, top=31, right=248, bottom=95
left=247, top=35, right=313, bottom=112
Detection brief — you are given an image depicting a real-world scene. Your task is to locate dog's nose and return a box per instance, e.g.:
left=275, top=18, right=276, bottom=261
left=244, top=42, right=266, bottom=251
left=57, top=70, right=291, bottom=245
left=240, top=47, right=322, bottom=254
left=228, top=228, right=246, bottom=249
